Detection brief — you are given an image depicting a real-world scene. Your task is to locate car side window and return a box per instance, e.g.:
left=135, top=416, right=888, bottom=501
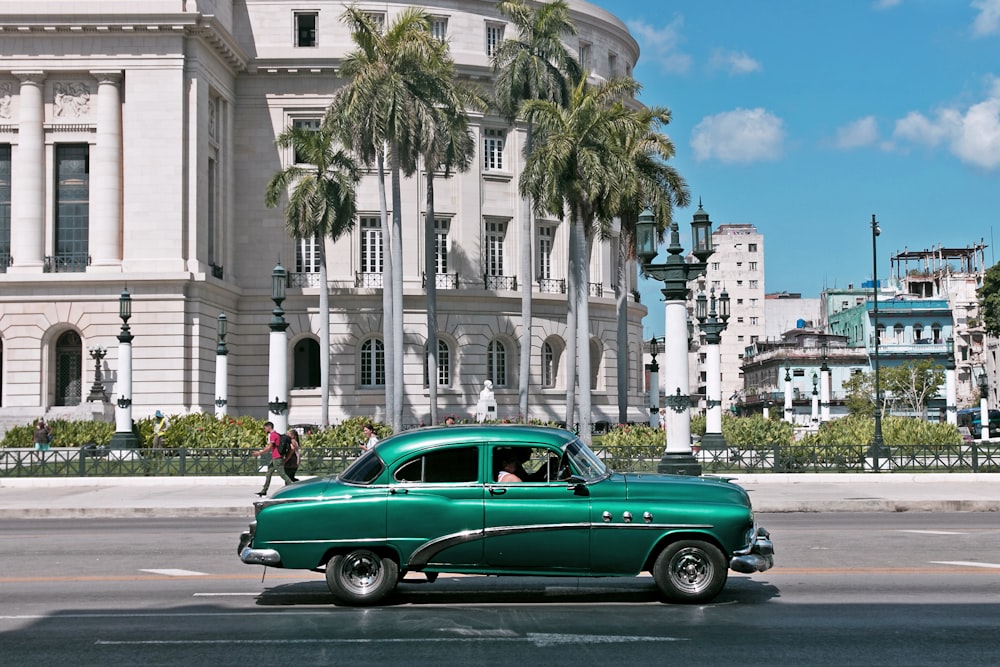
left=394, top=446, right=479, bottom=483
left=492, top=446, right=563, bottom=483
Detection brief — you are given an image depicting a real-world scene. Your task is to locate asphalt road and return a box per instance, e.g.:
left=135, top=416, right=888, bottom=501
left=2, top=514, right=999, bottom=666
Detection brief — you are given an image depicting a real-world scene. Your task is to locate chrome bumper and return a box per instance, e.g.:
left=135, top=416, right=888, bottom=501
left=238, top=527, right=281, bottom=566
left=730, top=526, right=774, bottom=574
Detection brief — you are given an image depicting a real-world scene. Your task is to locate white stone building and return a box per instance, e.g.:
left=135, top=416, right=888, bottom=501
left=0, top=0, right=652, bottom=432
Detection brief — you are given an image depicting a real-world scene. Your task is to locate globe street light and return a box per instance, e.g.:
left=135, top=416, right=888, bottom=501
left=110, top=287, right=139, bottom=449
left=637, top=203, right=714, bottom=475
left=695, top=287, right=729, bottom=450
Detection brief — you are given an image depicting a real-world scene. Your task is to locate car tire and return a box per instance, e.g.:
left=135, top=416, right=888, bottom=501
left=652, top=540, right=728, bottom=604
left=325, top=549, right=399, bottom=606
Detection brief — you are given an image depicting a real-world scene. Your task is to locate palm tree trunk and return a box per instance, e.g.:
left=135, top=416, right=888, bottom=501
left=518, top=123, right=535, bottom=422
left=564, top=218, right=578, bottom=429
left=425, top=172, right=439, bottom=425
left=319, top=243, right=331, bottom=427
left=614, top=224, right=628, bottom=425
left=576, top=221, right=593, bottom=446
left=378, top=149, right=395, bottom=425
left=390, top=148, right=405, bottom=433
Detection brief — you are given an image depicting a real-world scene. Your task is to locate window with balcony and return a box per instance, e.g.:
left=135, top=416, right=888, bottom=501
left=295, top=12, right=317, bottom=47
left=485, top=219, right=507, bottom=278
left=359, top=216, right=383, bottom=286
left=293, top=236, right=321, bottom=287
left=53, top=144, right=89, bottom=273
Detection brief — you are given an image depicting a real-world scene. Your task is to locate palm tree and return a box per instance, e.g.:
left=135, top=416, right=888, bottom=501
left=333, top=6, right=445, bottom=431
left=264, top=122, right=361, bottom=427
left=520, top=75, right=659, bottom=444
left=613, top=107, right=690, bottom=423
left=493, top=0, right=581, bottom=422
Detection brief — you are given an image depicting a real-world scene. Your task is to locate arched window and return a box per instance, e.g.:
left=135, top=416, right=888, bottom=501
left=424, top=339, right=451, bottom=387
left=360, top=338, right=385, bottom=387
left=913, top=323, right=924, bottom=342
left=589, top=339, right=602, bottom=390
left=542, top=342, right=555, bottom=388
left=893, top=323, right=904, bottom=342
left=55, top=331, right=82, bottom=406
left=292, top=338, right=321, bottom=389
left=488, top=340, right=507, bottom=387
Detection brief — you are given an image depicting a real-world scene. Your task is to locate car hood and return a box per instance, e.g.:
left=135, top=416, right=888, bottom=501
left=270, top=476, right=333, bottom=500
left=620, top=472, right=752, bottom=507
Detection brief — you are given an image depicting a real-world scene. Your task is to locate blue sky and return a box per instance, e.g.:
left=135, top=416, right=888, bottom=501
left=589, top=0, right=1000, bottom=337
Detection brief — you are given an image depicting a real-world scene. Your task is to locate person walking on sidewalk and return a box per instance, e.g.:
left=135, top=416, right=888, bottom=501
left=283, top=428, right=301, bottom=482
left=253, top=421, right=292, bottom=496
left=33, top=418, right=53, bottom=451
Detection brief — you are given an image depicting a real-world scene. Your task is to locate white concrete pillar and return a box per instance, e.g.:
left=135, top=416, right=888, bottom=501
left=704, top=341, right=722, bottom=438
left=811, top=390, right=819, bottom=423
left=268, top=328, right=289, bottom=434
left=9, top=71, right=46, bottom=272
left=945, top=367, right=957, bottom=426
left=663, top=299, right=691, bottom=454
left=90, top=71, right=123, bottom=270
left=215, top=352, right=228, bottom=419
left=783, top=372, right=794, bottom=423
left=820, top=368, right=831, bottom=422
left=648, top=365, right=660, bottom=428
left=115, top=338, right=133, bottom=433
left=980, top=397, right=989, bottom=441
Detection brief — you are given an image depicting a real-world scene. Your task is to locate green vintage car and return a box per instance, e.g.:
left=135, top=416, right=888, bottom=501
left=238, top=424, right=773, bottom=605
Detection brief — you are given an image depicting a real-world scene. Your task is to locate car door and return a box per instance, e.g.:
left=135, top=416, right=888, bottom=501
left=385, top=445, right=484, bottom=568
left=483, top=444, right=591, bottom=571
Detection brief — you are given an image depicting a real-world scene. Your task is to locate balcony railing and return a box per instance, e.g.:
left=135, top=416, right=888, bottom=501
left=484, top=274, right=517, bottom=291
left=537, top=278, right=566, bottom=294
left=43, top=253, right=90, bottom=273
left=289, top=271, right=321, bottom=288
left=210, top=263, right=224, bottom=280
left=355, top=271, right=384, bottom=288
left=422, top=272, right=459, bottom=289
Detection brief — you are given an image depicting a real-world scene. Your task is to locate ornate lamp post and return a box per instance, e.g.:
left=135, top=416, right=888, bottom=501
left=811, top=371, right=819, bottom=423
left=215, top=312, right=229, bottom=418
left=783, top=364, right=794, bottom=423
left=86, top=346, right=109, bottom=403
left=695, top=287, right=729, bottom=449
left=647, top=337, right=661, bottom=429
left=869, top=215, right=889, bottom=464
left=110, top=287, right=139, bottom=449
left=267, top=262, right=290, bottom=434
left=637, top=203, right=714, bottom=475
left=944, top=336, right=957, bottom=426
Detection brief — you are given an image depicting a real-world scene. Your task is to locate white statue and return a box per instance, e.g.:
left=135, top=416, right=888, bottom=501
left=475, top=380, right=497, bottom=423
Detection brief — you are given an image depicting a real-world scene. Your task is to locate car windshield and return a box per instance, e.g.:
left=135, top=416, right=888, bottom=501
left=564, top=437, right=608, bottom=482
left=339, top=449, right=384, bottom=484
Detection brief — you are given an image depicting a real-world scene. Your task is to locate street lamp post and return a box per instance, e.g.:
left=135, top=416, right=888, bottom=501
left=944, top=336, right=957, bottom=426
left=110, top=287, right=139, bottom=449
left=869, top=215, right=888, bottom=465
left=86, top=346, right=109, bottom=403
left=820, top=342, right=831, bottom=422
left=978, top=366, right=990, bottom=442
left=267, top=262, right=290, bottom=434
left=647, top=337, right=660, bottom=429
left=637, top=204, right=714, bottom=476
left=215, top=312, right=229, bottom=418
left=695, top=287, right=729, bottom=449
left=811, top=371, right=819, bottom=423
left=783, top=364, right=794, bottom=423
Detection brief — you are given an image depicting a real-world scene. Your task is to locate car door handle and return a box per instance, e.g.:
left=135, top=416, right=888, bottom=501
left=390, top=488, right=408, bottom=495
left=489, top=487, right=507, bottom=495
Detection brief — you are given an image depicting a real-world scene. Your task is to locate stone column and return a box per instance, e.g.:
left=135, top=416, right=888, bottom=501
left=9, top=71, right=46, bottom=272
left=820, top=366, right=831, bottom=422
left=90, top=71, right=123, bottom=270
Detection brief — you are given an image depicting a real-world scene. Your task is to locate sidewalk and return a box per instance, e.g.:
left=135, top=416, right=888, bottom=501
left=1, top=473, right=999, bottom=518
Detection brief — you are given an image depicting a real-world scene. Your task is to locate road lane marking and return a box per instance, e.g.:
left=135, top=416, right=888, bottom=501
left=95, top=633, right=687, bottom=646
left=930, top=561, right=1000, bottom=569
left=899, top=530, right=966, bottom=535
left=139, top=569, right=208, bottom=577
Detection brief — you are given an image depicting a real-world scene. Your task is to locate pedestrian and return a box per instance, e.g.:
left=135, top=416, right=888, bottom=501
left=284, top=428, right=301, bottom=482
left=152, top=410, right=170, bottom=449
left=33, top=418, right=53, bottom=451
left=444, top=415, right=455, bottom=426
left=361, top=423, right=379, bottom=452
left=253, top=421, right=292, bottom=496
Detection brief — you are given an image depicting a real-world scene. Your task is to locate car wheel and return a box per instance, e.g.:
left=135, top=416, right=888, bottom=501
left=652, top=540, right=728, bottom=603
left=325, top=549, right=398, bottom=606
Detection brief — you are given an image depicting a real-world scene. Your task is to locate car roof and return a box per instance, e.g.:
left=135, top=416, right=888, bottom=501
left=374, top=424, right=579, bottom=460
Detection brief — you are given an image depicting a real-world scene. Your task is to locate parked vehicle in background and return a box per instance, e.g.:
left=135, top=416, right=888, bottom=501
left=238, top=425, right=774, bottom=606
left=956, top=408, right=1000, bottom=439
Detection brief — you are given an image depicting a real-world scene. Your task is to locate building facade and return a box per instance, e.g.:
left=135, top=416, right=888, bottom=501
left=0, top=0, right=652, bottom=432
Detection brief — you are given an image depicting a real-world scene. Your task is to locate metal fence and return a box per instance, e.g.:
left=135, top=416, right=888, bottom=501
left=3, top=441, right=998, bottom=478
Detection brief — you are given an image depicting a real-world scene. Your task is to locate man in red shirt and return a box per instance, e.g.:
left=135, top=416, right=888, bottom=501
left=253, top=421, right=292, bottom=496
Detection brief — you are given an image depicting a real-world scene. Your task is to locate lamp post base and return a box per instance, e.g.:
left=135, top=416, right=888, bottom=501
left=699, top=432, right=727, bottom=450
left=657, top=453, right=702, bottom=476
left=109, top=431, right=140, bottom=450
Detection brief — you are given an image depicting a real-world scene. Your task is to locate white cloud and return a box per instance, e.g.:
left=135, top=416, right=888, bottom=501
left=972, top=0, right=1000, bottom=36
left=708, top=49, right=762, bottom=76
left=690, top=108, right=785, bottom=163
left=835, top=116, right=879, bottom=149
left=892, top=77, right=1000, bottom=169
left=873, top=0, right=902, bottom=9
left=627, top=17, right=692, bottom=74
